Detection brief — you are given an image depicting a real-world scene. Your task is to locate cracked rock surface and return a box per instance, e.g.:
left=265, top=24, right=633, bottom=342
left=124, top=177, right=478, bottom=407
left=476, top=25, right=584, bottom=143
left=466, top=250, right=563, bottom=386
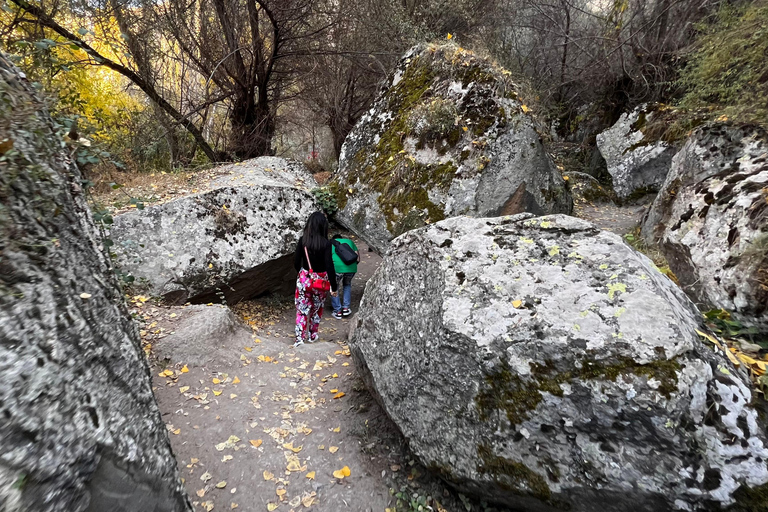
left=350, top=213, right=768, bottom=511
left=643, top=124, right=768, bottom=334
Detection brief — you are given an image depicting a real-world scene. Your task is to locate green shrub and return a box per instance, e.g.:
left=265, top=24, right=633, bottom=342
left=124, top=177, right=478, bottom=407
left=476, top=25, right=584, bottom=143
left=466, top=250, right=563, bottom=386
left=311, top=186, right=339, bottom=216
left=676, top=1, right=768, bottom=128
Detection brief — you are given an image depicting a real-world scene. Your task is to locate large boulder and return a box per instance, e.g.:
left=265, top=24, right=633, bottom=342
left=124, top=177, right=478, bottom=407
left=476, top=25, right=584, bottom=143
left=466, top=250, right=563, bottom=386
left=0, top=54, right=190, bottom=511
left=349, top=214, right=768, bottom=511
left=596, top=104, right=677, bottom=201
left=642, top=124, right=768, bottom=334
left=111, top=157, right=317, bottom=304
left=332, top=43, right=571, bottom=253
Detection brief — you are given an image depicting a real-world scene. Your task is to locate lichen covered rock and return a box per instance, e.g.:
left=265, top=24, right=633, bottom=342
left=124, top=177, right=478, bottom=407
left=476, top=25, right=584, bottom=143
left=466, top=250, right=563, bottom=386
left=0, top=53, right=190, bottom=511
left=111, top=157, right=317, bottom=304
left=350, top=214, right=768, bottom=511
left=642, top=124, right=768, bottom=334
left=596, top=104, right=677, bottom=201
left=332, top=44, right=571, bottom=253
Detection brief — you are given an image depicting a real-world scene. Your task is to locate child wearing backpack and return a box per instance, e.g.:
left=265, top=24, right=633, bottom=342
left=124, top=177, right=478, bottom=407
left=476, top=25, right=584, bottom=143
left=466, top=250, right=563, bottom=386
left=330, top=234, right=359, bottom=319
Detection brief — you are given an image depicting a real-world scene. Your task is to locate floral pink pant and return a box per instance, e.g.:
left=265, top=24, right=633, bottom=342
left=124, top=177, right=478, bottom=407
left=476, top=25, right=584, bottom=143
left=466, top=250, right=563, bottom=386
left=295, top=269, right=328, bottom=343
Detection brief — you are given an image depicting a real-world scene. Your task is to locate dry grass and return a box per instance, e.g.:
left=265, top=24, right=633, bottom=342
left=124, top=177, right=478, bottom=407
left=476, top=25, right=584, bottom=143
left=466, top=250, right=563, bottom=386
left=90, top=166, right=222, bottom=213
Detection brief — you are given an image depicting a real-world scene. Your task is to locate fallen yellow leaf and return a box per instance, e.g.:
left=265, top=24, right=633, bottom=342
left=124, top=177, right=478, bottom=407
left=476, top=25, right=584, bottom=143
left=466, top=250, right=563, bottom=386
left=521, top=104, right=530, bottom=113
left=276, top=488, right=287, bottom=498
left=233, top=377, right=240, bottom=384
left=329, top=446, right=339, bottom=454
left=286, top=459, right=303, bottom=472
left=301, top=495, right=315, bottom=507
left=263, top=470, right=274, bottom=481
left=244, top=347, right=252, bottom=352
left=333, top=392, right=346, bottom=399
left=172, top=428, right=181, bottom=435
left=250, top=439, right=263, bottom=448
left=213, top=390, right=223, bottom=396
left=282, top=442, right=302, bottom=453
left=179, top=386, right=190, bottom=393
left=330, top=389, right=338, bottom=393
left=512, top=300, right=523, bottom=309
left=229, top=393, right=237, bottom=399
left=216, top=481, right=227, bottom=489
left=305, top=471, right=315, bottom=480
left=213, top=378, right=221, bottom=384
left=267, top=503, right=278, bottom=511
left=332, top=426, right=340, bottom=433
left=196, top=489, right=205, bottom=498
left=332, top=466, right=351, bottom=479
left=181, top=365, right=189, bottom=373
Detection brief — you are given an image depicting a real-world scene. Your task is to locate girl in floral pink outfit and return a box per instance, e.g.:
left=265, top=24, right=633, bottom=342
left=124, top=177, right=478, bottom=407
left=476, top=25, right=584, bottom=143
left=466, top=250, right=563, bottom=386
left=293, top=212, right=337, bottom=347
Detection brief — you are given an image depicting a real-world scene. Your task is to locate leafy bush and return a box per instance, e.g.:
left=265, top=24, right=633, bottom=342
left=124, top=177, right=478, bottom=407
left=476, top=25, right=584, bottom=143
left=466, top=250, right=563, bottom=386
left=311, top=186, right=339, bottom=216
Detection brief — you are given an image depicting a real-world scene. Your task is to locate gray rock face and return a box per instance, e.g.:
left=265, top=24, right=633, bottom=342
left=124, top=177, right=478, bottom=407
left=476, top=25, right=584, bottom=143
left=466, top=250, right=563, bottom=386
left=0, top=54, right=190, bottom=512
left=155, top=305, right=253, bottom=367
left=111, top=157, right=317, bottom=304
left=350, top=214, right=768, bottom=511
left=332, top=43, right=571, bottom=253
left=643, top=124, right=768, bottom=334
left=596, top=105, right=677, bottom=201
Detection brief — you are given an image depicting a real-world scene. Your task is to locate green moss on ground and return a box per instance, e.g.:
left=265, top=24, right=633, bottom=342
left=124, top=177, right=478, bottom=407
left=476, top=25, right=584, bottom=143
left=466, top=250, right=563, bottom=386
left=476, top=356, right=681, bottom=426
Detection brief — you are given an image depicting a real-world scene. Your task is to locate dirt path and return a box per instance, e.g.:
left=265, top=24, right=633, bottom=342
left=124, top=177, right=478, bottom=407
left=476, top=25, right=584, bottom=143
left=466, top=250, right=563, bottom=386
left=136, top=238, right=496, bottom=512
left=573, top=201, right=647, bottom=236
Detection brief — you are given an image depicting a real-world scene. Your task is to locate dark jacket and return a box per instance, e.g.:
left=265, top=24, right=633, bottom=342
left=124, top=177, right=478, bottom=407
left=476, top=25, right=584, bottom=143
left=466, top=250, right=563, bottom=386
left=294, top=237, right=337, bottom=292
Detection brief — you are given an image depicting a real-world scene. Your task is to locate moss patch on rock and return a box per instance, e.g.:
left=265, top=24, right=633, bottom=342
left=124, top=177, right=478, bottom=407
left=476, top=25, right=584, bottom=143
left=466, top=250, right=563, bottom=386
left=477, top=443, right=552, bottom=502
left=333, top=43, right=518, bottom=234
left=476, top=356, right=681, bottom=427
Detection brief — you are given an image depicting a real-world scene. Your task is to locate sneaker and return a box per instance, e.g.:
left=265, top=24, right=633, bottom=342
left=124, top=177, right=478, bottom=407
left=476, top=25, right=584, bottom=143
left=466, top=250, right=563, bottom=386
left=342, top=308, right=351, bottom=317
left=331, top=311, right=343, bottom=320
left=309, top=333, right=319, bottom=343
left=293, top=339, right=305, bottom=348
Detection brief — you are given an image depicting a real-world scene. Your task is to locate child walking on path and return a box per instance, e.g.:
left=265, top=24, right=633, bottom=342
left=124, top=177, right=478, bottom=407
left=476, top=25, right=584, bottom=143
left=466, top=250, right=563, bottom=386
left=330, top=234, right=359, bottom=320
left=293, top=212, right=337, bottom=347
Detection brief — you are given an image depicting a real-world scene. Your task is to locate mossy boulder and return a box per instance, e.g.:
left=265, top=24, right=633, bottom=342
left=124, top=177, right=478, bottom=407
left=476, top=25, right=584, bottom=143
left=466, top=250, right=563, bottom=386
left=111, top=157, right=317, bottom=304
left=332, top=43, right=571, bottom=253
left=349, top=214, right=768, bottom=511
left=642, top=123, right=768, bottom=335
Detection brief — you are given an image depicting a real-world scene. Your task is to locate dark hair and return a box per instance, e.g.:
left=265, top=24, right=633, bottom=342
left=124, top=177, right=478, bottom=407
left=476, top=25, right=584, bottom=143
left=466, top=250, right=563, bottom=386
left=302, top=212, right=329, bottom=252
left=331, top=233, right=343, bottom=240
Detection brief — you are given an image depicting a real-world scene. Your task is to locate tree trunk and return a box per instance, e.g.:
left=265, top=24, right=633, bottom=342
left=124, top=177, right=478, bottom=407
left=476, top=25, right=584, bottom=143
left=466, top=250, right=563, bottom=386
left=229, top=89, right=275, bottom=158
left=0, top=53, right=191, bottom=512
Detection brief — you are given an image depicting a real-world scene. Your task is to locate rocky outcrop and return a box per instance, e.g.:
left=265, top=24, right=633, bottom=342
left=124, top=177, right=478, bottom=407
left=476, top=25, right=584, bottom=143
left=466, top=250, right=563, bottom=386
left=111, top=157, right=317, bottom=304
left=643, top=124, right=768, bottom=334
left=155, top=305, right=253, bottom=367
left=332, top=43, right=571, bottom=253
left=0, top=54, right=190, bottom=511
left=596, top=104, right=677, bottom=201
left=349, top=214, right=768, bottom=511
